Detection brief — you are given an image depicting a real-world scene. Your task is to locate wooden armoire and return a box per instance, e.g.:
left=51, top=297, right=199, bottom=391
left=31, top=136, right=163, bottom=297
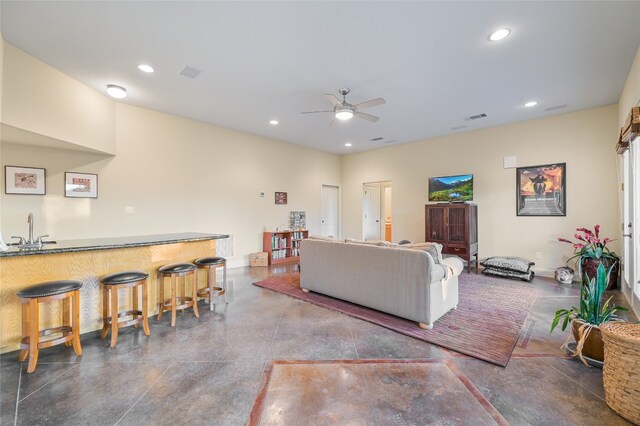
left=425, top=203, right=478, bottom=273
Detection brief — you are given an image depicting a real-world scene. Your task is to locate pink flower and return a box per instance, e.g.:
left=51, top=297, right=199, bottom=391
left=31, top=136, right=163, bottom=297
left=573, top=243, right=585, bottom=250
left=595, top=225, right=600, bottom=238
left=576, top=227, right=592, bottom=235
left=558, top=238, right=573, bottom=244
left=575, top=233, right=586, bottom=242
left=603, top=238, right=612, bottom=244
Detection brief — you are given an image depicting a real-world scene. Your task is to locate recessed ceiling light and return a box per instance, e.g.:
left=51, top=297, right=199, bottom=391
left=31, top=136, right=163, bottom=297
left=269, top=120, right=279, bottom=125
left=106, top=84, right=127, bottom=99
left=345, top=143, right=352, bottom=147
left=489, top=28, right=511, bottom=42
left=524, top=101, right=538, bottom=107
left=137, top=64, right=154, bottom=73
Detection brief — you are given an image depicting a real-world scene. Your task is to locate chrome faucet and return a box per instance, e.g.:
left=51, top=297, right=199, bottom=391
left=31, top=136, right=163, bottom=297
left=10, top=213, right=50, bottom=248
left=28, top=212, right=34, bottom=244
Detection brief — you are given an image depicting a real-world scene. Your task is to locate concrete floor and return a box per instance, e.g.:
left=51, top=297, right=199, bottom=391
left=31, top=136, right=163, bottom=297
left=0, top=265, right=636, bottom=425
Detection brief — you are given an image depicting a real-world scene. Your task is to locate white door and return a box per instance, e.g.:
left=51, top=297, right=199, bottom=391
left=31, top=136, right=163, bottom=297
left=363, top=184, right=381, bottom=240
left=321, top=184, right=339, bottom=238
left=623, top=149, right=633, bottom=290
left=633, top=137, right=640, bottom=299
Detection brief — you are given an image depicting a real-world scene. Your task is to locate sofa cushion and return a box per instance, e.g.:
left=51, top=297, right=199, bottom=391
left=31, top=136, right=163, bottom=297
left=345, top=238, right=395, bottom=247
left=397, top=242, right=443, bottom=264
left=480, top=256, right=534, bottom=273
left=308, top=235, right=340, bottom=242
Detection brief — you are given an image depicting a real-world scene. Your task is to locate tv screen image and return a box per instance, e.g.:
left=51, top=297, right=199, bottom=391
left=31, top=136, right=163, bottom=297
left=428, top=174, right=473, bottom=202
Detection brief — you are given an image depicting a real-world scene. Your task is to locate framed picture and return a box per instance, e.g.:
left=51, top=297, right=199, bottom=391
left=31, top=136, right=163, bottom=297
left=275, top=191, right=287, bottom=205
left=5, top=166, right=46, bottom=195
left=65, top=172, right=98, bottom=198
left=516, top=163, right=566, bottom=216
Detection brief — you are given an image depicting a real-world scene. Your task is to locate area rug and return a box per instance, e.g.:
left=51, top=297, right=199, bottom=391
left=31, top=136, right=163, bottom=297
left=254, top=273, right=540, bottom=366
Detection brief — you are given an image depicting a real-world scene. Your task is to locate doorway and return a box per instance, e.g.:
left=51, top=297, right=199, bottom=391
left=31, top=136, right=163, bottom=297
left=320, top=184, right=340, bottom=239
left=362, top=181, right=392, bottom=241
left=622, top=135, right=640, bottom=308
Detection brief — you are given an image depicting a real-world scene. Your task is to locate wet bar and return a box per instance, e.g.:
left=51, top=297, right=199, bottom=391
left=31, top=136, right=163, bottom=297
left=0, top=232, right=228, bottom=352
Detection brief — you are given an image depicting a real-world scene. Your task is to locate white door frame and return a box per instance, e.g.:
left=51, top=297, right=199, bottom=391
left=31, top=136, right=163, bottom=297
left=320, top=183, right=341, bottom=239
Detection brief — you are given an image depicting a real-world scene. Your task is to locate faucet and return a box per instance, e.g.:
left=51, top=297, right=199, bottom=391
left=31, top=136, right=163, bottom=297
left=10, top=213, right=49, bottom=247
left=28, top=213, right=34, bottom=244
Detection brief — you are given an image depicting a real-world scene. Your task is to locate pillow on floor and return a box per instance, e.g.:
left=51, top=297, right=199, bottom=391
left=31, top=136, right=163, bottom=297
left=480, top=256, right=534, bottom=273
left=482, top=266, right=535, bottom=282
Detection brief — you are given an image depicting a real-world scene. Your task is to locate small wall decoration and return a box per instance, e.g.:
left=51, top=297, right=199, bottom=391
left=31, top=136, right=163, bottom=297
left=65, top=172, right=98, bottom=198
left=5, top=166, right=46, bottom=195
left=516, top=163, right=566, bottom=216
left=275, top=192, right=287, bottom=205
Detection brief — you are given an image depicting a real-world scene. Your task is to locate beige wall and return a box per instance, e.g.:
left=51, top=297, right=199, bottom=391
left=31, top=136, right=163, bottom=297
left=1, top=43, right=116, bottom=154
left=1, top=102, right=341, bottom=266
left=341, top=105, right=620, bottom=276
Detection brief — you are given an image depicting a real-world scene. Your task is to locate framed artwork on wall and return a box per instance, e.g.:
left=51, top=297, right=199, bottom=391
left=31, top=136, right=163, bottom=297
left=516, top=163, right=566, bottom=216
left=275, top=192, right=287, bottom=205
left=4, top=166, right=46, bottom=195
left=65, top=172, right=98, bottom=198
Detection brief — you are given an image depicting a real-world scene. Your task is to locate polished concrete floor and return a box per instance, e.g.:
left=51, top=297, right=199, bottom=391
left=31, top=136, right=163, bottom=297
left=0, top=265, right=636, bottom=425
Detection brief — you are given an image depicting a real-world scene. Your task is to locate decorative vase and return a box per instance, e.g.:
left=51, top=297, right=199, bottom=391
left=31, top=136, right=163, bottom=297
left=571, top=319, right=604, bottom=362
left=580, top=257, right=619, bottom=290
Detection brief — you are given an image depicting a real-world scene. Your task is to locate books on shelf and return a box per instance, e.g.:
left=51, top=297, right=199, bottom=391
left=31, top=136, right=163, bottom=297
left=271, top=235, right=287, bottom=249
left=271, top=248, right=288, bottom=260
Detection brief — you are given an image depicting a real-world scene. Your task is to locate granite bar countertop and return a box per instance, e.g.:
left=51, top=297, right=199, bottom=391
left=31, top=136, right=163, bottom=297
left=0, top=232, right=229, bottom=258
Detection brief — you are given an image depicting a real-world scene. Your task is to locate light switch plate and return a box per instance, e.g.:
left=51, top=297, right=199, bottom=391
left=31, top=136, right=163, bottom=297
left=503, top=155, right=517, bottom=169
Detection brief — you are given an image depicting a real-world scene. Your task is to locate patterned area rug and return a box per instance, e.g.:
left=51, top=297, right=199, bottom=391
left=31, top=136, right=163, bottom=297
left=254, top=273, right=540, bottom=366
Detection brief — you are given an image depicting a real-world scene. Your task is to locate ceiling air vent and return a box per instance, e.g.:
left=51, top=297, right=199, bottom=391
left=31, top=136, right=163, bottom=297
left=450, top=125, right=467, bottom=131
left=545, top=104, right=568, bottom=112
left=178, top=65, right=202, bottom=79
left=464, top=113, right=487, bottom=121
left=369, top=137, right=384, bottom=142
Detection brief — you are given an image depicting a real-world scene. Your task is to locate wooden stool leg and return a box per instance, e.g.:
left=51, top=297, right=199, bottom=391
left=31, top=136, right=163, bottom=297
left=100, top=286, right=110, bottom=339
left=18, top=301, right=29, bottom=362
left=222, top=263, right=228, bottom=304
left=208, top=268, right=214, bottom=311
left=27, top=299, right=39, bottom=373
left=157, top=273, right=164, bottom=321
left=71, top=290, right=83, bottom=356
left=192, top=271, right=200, bottom=318
left=63, top=296, right=72, bottom=346
left=132, top=285, right=139, bottom=328
left=170, top=276, right=177, bottom=327
left=110, top=287, right=119, bottom=348
left=142, top=280, right=150, bottom=336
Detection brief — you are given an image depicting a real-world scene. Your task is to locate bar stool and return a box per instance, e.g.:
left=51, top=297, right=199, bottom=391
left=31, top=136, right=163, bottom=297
left=100, top=270, right=150, bottom=348
left=16, top=280, right=83, bottom=373
left=194, top=256, right=228, bottom=311
left=157, top=263, right=200, bottom=327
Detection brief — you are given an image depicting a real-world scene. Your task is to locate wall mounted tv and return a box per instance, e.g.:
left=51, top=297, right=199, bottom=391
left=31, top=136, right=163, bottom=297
left=428, top=174, right=473, bottom=202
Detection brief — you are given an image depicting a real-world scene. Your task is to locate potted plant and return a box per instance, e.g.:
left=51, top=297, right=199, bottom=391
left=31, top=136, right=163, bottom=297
left=558, top=225, right=619, bottom=290
left=550, top=262, right=627, bottom=363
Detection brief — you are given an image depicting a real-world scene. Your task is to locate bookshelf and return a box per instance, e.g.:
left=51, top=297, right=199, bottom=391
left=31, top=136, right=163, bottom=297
left=263, top=230, right=309, bottom=265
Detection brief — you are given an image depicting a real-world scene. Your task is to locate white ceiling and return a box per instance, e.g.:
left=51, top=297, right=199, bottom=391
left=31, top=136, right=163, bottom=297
left=2, top=1, right=640, bottom=154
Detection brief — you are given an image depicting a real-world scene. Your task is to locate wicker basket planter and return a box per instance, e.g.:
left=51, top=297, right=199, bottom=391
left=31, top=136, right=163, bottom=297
left=601, top=322, right=640, bottom=425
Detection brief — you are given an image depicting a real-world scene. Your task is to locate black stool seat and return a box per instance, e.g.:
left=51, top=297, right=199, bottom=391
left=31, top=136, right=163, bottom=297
left=158, top=262, right=196, bottom=274
left=194, top=257, right=226, bottom=267
left=17, top=280, right=83, bottom=299
left=101, top=270, right=149, bottom=285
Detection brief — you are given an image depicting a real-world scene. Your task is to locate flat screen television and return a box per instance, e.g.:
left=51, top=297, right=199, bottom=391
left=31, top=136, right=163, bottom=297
left=428, top=174, right=473, bottom=202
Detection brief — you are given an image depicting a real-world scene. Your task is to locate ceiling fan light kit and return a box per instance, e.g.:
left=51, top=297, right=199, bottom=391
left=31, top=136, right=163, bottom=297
left=301, top=87, right=386, bottom=125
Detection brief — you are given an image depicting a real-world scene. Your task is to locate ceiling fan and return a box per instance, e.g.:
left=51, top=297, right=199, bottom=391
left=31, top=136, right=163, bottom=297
left=301, top=88, right=386, bottom=126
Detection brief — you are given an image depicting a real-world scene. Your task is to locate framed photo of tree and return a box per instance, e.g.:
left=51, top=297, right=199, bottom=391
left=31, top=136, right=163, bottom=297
left=516, top=163, right=566, bottom=216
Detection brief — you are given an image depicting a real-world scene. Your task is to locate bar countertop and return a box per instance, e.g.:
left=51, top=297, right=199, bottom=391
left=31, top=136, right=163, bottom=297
left=0, top=232, right=229, bottom=258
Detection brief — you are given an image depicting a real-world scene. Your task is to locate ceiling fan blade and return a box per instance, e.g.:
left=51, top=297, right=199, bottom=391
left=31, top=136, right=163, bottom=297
left=330, top=117, right=339, bottom=127
left=301, top=110, right=333, bottom=114
left=355, top=111, right=379, bottom=122
left=354, top=97, right=386, bottom=110
left=324, top=94, right=342, bottom=106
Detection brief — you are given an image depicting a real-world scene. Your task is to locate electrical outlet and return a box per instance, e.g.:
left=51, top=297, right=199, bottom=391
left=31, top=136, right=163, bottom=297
left=535, top=252, right=542, bottom=259
left=260, top=192, right=265, bottom=197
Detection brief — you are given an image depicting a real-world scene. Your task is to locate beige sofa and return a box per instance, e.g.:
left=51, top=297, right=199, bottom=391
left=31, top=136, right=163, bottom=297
left=300, top=238, right=462, bottom=329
